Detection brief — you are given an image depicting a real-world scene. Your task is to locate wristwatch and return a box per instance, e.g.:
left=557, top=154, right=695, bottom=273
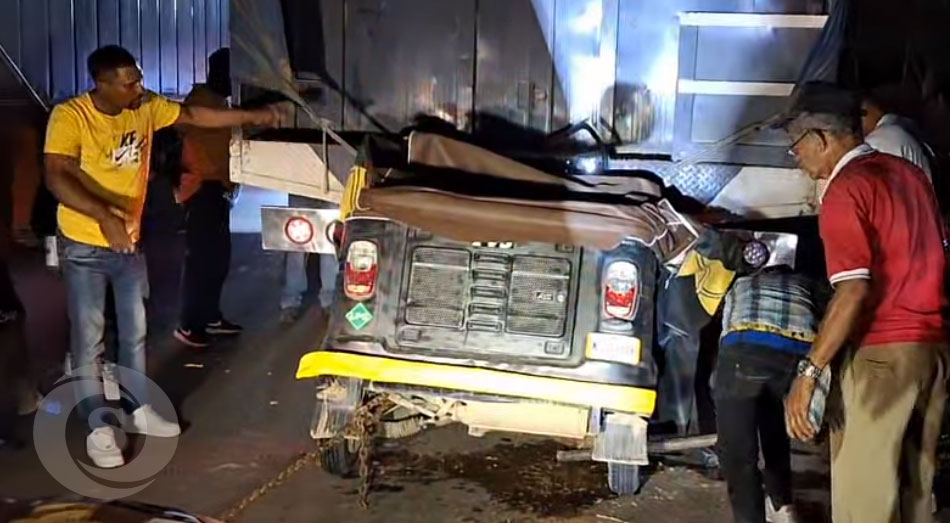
left=796, top=358, right=824, bottom=380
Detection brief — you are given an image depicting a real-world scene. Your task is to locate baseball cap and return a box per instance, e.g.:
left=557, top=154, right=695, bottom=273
left=775, top=81, right=861, bottom=135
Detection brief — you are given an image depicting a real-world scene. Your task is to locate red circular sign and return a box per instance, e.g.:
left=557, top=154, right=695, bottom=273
left=284, top=216, right=315, bottom=245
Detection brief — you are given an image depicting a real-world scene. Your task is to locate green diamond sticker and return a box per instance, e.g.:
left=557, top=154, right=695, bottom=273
left=346, top=303, right=374, bottom=330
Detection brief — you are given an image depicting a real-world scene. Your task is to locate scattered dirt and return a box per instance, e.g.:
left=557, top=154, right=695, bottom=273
left=378, top=440, right=616, bottom=517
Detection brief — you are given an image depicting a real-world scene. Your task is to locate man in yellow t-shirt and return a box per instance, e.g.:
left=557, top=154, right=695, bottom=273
left=43, top=45, right=278, bottom=469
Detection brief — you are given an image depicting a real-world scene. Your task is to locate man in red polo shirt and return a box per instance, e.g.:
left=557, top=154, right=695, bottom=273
left=783, top=82, right=947, bottom=523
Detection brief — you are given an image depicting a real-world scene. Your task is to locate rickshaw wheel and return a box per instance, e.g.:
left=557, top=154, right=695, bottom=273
left=607, top=462, right=641, bottom=495
left=319, top=438, right=361, bottom=478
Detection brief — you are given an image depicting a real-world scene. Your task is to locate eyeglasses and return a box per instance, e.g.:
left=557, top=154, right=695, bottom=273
left=787, top=129, right=812, bottom=157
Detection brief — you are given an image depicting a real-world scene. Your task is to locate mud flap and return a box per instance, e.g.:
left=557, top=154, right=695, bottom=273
left=592, top=412, right=649, bottom=466
left=607, top=462, right=641, bottom=495
left=310, top=377, right=363, bottom=440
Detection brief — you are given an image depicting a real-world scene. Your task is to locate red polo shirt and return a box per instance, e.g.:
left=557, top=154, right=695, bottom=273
left=819, top=149, right=947, bottom=346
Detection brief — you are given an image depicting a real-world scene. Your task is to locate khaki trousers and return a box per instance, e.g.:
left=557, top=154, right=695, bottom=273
left=830, top=343, right=949, bottom=523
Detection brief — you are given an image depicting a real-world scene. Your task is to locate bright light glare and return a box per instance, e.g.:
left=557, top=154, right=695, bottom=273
left=569, top=2, right=603, bottom=33
left=578, top=157, right=599, bottom=174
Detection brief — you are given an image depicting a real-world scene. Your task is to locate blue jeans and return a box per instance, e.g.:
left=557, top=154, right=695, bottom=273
left=62, top=237, right=149, bottom=429
left=280, top=252, right=338, bottom=310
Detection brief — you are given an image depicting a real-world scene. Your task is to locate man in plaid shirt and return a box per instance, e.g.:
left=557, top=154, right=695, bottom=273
left=715, top=269, right=828, bottom=523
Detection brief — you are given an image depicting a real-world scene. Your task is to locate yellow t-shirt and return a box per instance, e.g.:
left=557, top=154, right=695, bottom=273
left=44, top=92, right=181, bottom=247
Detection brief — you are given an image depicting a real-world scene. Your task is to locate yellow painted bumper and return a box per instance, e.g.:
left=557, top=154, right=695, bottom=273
left=296, top=351, right=656, bottom=415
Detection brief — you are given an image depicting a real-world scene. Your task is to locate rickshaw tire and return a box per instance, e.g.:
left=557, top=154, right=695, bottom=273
left=319, top=439, right=361, bottom=478
left=607, top=462, right=641, bottom=495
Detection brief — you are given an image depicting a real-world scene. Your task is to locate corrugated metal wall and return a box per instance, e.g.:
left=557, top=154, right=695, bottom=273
left=0, top=0, right=230, bottom=104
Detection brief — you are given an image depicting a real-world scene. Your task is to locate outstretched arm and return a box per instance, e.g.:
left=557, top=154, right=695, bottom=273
left=174, top=104, right=281, bottom=128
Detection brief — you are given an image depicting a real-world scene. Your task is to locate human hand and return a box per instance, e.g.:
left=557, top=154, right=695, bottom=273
left=785, top=375, right=817, bottom=441
left=247, top=105, right=282, bottom=127
left=100, top=212, right=135, bottom=253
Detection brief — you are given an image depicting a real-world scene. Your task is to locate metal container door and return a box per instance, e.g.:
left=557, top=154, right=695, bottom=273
left=474, top=0, right=558, bottom=133
left=343, top=0, right=477, bottom=132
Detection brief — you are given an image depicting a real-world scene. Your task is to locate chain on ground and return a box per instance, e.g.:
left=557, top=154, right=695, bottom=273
left=217, top=396, right=392, bottom=522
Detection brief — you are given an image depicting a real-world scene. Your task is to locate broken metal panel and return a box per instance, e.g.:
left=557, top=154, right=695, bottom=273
left=343, top=0, right=477, bottom=132
left=475, top=0, right=556, bottom=132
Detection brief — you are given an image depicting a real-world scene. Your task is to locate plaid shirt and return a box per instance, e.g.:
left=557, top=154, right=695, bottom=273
left=721, top=271, right=827, bottom=354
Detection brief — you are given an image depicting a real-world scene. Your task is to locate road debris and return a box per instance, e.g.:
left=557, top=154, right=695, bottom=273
left=209, top=463, right=247, bottom=473
left=217, top=450, right=320, bottom=522
left=217, top=395, right=392, bottom=521
left=184, top=363, right=204, bottom=369
left=596, top=515, right=631, bottom=523
left=383, top=440, right=614, bottom=516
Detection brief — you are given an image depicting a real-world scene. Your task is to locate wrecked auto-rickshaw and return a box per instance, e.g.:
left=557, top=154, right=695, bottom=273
left=293, top=130, right=798, bottom=494
left=224, top=0, right=829, bottom=497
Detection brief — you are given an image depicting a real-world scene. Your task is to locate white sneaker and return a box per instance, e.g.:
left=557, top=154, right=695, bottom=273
left=765, top=496, right=800, bottom=523
left=126, top=405, right=181, bottom=438
left=86, top=427, right=125, bottom=469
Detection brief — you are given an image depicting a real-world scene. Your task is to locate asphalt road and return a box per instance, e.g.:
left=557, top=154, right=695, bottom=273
left=0, top=232, right=942, bottom=522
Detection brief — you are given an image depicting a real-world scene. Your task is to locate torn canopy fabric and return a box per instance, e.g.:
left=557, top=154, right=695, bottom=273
left=344, top=131, right=763, bottom=319
left=356, top=132, right=701, bottom=260
left=361, top=186, right=677, bottom=251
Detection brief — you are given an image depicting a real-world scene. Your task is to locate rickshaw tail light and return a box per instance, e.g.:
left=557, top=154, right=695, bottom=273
left=345, top=240, right=378, bottom=301
left=604, top=261, right=638, bottom=320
